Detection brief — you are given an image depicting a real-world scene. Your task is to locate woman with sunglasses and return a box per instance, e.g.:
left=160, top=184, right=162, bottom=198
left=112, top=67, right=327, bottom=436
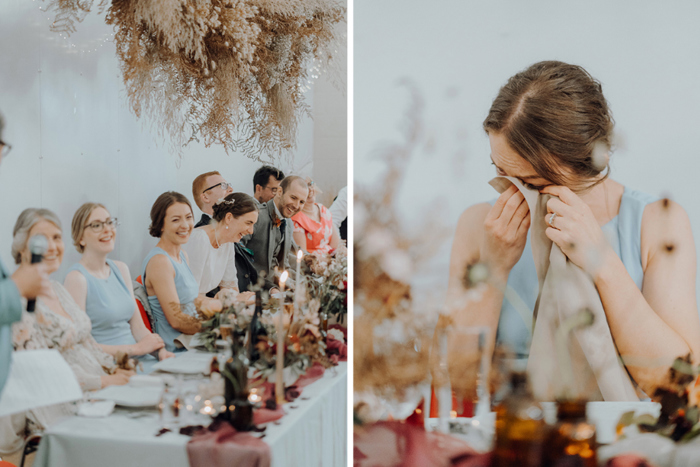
left=64, top=203, right=174, bottom=362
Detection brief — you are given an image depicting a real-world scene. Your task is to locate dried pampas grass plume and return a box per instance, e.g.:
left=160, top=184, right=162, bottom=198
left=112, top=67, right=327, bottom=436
left=44, top=0, right=346, bottom=162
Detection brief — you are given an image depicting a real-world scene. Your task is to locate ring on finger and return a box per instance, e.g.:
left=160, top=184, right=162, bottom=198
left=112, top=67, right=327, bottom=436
left=548, top=212, right=558, bottom=227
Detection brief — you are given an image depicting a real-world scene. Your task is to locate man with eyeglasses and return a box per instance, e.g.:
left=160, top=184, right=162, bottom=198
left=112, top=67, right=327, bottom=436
left=192, top=171, right=234, bottom=229
left=252, top=165, right=285, bottom=204
left=0, top=111, right=51, bottom=398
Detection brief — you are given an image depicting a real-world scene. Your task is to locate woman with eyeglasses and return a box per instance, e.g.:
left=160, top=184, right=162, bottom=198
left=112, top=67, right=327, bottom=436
left=292, top=178, right=341, bottom=254
left=64, top=203, right=175, bottom=363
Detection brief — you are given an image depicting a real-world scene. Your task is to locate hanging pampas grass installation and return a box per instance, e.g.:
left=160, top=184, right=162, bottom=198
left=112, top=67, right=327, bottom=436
left=45, top=0, right=345, bottom=162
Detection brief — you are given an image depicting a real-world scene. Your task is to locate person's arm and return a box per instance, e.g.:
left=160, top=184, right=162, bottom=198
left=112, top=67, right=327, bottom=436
left=293, top=228, right=309, bottom=254
left=329, top=187, right=347, bottom=231
left=64, top=267, right=164, bottom=358
left=541, top=186, right=700, bottom=394
left=4, top=262, right=51, bottom=325
left=0, top=277, right=23, bottom=327
left=329, top=224, right=341, bottom=250
left=146, top=254, right=201, bottom=334
left=448, top=186, right=530, bottom=362
left=115, top=261, right=166, bottom=355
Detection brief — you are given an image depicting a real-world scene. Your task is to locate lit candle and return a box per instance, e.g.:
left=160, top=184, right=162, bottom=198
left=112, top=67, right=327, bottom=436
left=276, top=271, right=288, bottom=405
left=294, top=250, right=303, bottom=320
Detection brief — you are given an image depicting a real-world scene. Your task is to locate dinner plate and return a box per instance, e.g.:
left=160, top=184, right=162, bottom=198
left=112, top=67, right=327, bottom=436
left=151, top=351, right=214, bottom=375
left=91, top=385, right=163, bottom=408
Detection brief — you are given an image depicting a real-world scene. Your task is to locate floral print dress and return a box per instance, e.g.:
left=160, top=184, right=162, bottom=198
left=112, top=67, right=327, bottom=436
left=1, top=281, right=117, bottom=454
left=13, top=280, right=116, bottom=390
left=292, top=203, right=334, bottom=254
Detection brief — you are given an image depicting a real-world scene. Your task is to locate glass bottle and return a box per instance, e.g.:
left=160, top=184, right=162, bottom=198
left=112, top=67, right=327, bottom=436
left=491, top=371, right=547, bottom=467
left=248, top=290, right=264, bottom=361
left=543, top=400, right=597, bottom=467
left=160, top=381, right=180, bottom=429
left=224, top=338, right=254, bottom=431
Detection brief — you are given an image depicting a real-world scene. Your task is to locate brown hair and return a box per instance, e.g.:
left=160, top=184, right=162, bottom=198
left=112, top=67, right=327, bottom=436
left=71, top=202, right=107, bottom=253
left=483, top=61, right=613, bottom=190
left=212, top=192, right=259, bottom=222
left=149, top=192, right=192, bottom=238
left=192, top=171, right=220, bottom=210
left=279, top=175, right=305, bottom=193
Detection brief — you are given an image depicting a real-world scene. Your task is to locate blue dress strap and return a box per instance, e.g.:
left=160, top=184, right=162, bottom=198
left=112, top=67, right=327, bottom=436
left=616, top=188, right=658, bottom=290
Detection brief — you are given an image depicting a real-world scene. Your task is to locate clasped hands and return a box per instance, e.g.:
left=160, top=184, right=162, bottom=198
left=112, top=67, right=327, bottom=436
left=481, top=184, right=613, bottom=280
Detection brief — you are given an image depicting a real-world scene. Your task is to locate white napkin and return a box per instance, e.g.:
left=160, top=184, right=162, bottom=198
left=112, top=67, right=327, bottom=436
left=490, top=176, right=638, bottom=401
left=78, top=400, right=116, bottom=418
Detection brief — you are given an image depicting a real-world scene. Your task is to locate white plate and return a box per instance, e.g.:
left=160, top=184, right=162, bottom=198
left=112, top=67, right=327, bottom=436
left=91, top=385, right=163, bottom=408
left=151, top=351, right=213, bottom=375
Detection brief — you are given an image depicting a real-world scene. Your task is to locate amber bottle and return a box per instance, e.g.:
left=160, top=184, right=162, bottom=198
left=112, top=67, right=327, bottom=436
left=542, top=400, right=597, bottom=467
left=491, top=371, right=547, bottom=467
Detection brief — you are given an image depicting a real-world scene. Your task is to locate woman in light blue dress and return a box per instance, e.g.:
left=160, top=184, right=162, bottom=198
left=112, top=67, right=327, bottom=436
left=447, top=61, right=700, bottom=398
left=141, top=192, right=201, bottom=352
left=64, top=203, right=174, bottom=365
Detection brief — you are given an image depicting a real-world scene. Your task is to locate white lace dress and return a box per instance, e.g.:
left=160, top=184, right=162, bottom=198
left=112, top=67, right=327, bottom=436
left=0, top=281, right=116, bottom=453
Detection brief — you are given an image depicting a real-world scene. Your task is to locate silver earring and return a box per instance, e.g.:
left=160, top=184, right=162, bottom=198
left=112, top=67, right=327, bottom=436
left=226, top=226, right=229, bottom=230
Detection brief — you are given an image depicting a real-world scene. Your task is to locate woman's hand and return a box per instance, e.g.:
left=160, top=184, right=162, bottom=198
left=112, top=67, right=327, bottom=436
left=134, top=333, right=165, bottom=355
left=540, top=185, right=613, bottom=276
left=101, top=370, right=133, bottom=388
left=158, top=348, right=175, bottom=360
left=480, top=184, right=531, bottom=280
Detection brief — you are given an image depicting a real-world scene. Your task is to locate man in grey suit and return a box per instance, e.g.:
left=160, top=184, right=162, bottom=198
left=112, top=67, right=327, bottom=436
left=241, top=175, right=308, bottom=286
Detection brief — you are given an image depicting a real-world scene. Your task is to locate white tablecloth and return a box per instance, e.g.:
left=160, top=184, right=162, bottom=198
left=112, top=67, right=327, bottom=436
left=33, top=362, right=347, bottom=467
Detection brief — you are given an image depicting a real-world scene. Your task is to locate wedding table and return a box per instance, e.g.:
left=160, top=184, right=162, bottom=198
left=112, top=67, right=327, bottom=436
left=33, top=353, right=347, bottom=467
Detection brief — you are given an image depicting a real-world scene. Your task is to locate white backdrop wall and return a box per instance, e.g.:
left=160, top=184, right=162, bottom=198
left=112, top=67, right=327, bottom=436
left=0, top=0, right=346, bottom=280
left=355, top=0, right=700, bottom=305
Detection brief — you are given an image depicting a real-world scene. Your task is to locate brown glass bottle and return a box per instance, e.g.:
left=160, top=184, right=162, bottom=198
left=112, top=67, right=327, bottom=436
left=491, top=371, right=547, bottom=467
left=224, top=340, right=254, bottom=431
left=542, top=400, right=597, bottom=467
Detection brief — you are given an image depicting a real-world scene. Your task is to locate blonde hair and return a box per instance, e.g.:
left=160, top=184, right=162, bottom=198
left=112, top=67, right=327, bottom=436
left=12, top=208, right=62, bottom=264
left=71, top=202, right=107, bottom=253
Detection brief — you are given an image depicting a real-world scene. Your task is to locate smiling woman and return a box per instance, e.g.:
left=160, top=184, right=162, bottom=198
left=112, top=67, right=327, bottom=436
left=183, top=192, right=259, bottom=303
left=141, top=192, right=201, bottom=353
left=63, top=202, right=174, bottom=364
left=448, top=60, right=700, bottom=399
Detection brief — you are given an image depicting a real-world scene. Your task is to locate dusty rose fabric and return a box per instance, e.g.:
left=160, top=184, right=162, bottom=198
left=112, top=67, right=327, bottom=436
left=489, top=177, right=638, bottom=401
left=187, top=422, right=271, bottom=467
left=253, top=407, right=285, bottom=425
left=295, top=362, right=326, bottom=387
left=604, top=454, right=656, bottom=467
left=326, top=334, right=347, bottom=361
left=353, top=421, right=483, bottom=467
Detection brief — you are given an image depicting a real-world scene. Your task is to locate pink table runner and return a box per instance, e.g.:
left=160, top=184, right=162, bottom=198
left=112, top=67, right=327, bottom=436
left=188, top=349, right=342, bottom=467
left=354, top=421, right=488, bottom=467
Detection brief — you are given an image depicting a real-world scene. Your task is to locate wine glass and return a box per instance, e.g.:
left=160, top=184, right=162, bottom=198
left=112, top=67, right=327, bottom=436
left=430, top=325, right=493, bottom=449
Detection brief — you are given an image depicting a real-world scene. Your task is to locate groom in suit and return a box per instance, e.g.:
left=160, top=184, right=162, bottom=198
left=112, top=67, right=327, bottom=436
left=242, top=175, right=308, bottom=286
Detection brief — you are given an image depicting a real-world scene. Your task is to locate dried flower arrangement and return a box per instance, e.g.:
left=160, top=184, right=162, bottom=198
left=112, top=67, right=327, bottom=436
left=304, top=244, right=348, bottom=319
left=354, top=86, right=450, bottom=420
left=195, top=291, right=336, bottom=376
left=44, top=0, right=345, bottom=161
left=618, top=355, right=700, bottom=442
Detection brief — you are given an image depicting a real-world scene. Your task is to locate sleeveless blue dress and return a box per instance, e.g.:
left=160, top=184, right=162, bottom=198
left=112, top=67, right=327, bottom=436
left=66, top=259, right=136, bottom=346
left=495, top=187, right=657, bottom=358
left=142, top=248, right=199, bottom=352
